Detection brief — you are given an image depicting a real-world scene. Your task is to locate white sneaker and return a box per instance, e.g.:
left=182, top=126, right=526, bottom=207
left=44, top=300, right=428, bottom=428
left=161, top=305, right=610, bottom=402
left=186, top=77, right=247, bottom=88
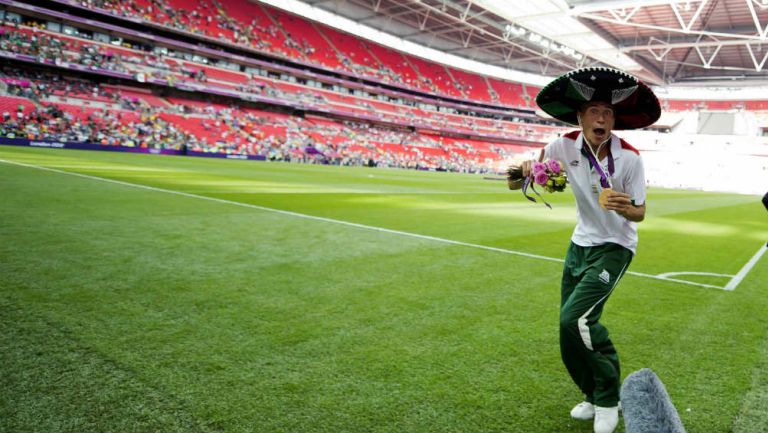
left=570, top=401, right=595, bottom=420
left=593, top=405, right=619, bottom=433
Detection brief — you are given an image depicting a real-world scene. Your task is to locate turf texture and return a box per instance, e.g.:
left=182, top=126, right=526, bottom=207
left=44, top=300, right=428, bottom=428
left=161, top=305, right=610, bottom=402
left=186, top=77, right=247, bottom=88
left=1, top=145, right=766, bottom=433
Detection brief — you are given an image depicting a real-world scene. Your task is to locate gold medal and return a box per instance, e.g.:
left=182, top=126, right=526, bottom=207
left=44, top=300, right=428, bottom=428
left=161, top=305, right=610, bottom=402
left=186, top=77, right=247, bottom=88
left=599, top=187, right=612, bottom=209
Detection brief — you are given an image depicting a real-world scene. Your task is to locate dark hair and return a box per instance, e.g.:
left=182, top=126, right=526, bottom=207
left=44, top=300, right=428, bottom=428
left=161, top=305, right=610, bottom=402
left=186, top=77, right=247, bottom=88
left=578, top=101, right=614, bottom=114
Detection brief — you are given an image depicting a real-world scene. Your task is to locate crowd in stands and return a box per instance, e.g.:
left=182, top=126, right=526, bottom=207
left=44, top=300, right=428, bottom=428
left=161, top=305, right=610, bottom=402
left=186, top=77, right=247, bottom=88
left=0, top=68, right=527, bottom=172
left=3, top=0, right=764, bottom=183
left=0, top=23, right=133, bottom=74
left=74, top=0, right=490, bottom=100
left=2, top=103, right=183, bottom=147
left=80, top=0, right=312, bottom=56
left=0, top=0, right=766, bottom=198
left=0, top=100, right=514, bottom=172
left=0, top=0, right=565, bottom=174
left=0, top=17, right=565, bottom=145
left=4, top=68, right=118, bottom=103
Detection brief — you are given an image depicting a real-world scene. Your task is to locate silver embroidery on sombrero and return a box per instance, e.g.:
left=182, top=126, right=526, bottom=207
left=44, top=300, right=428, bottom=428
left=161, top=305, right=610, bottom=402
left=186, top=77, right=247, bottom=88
left=569, top=78, right=595, bottom=101
left=612, top=85, right=638, bottom=104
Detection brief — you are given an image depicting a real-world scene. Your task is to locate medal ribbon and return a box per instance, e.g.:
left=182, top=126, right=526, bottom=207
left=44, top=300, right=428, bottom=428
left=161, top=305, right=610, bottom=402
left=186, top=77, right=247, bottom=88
left=521, top=176, right=552, bottom=209
left=580, top=141, right=614, bottom=189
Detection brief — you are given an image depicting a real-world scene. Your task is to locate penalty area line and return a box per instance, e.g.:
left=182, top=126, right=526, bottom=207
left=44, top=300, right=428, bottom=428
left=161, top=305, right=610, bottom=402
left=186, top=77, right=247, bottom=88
left=0, top=158, right=732, bottom=291
left=631, top=271, right=727, bottom=291
left=724, top=243, right=768, bottom=291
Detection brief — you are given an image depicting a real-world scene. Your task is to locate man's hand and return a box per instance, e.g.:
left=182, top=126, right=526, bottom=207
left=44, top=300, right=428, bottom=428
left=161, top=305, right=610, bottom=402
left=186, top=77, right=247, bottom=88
left=520, top=160, right=535, bottom=177
left=507, top=160, right=537, bottom=190
left=603, top=190, right=645, bottom=222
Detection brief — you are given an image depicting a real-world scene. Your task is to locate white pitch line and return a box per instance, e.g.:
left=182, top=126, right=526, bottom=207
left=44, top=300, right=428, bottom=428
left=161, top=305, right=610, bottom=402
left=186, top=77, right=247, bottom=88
left=0, top=157, right=740, bottom=291
left=0, top=158, right=562, bottom=265
left=724, top=244, right=768, bottom=291
left=657, top=272, right=734, bottom=278
left=632, top=271, right=728, bottom=290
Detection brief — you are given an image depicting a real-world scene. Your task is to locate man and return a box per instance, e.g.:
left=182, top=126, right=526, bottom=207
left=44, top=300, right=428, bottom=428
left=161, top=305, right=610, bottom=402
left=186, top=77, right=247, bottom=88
left=509, top=67, right=661, bottom=433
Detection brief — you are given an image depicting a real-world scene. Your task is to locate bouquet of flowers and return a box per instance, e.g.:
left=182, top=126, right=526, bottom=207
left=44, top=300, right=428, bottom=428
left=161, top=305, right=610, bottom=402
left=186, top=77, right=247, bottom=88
left=531, top=159, right=568, bottom=193
left=507, top=159, right=568, bottom=208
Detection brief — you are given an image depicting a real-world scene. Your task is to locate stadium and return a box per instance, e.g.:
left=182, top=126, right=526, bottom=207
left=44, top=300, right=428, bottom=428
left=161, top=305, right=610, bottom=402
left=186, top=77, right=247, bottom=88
left=0, top=0, right=766, bottom=432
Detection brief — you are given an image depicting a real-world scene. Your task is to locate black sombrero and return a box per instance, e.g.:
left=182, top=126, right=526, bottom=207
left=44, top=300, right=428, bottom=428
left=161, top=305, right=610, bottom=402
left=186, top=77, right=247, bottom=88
left=535, top=67, right=661, bottom=130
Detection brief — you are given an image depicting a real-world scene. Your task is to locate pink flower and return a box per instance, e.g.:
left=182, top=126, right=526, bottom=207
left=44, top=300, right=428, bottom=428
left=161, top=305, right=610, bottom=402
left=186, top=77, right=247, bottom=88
left=532, top=162, right=547, bottom=175
left=534, top=171, right=549, bottom=186
left=547, top=159, right=561, bottom=174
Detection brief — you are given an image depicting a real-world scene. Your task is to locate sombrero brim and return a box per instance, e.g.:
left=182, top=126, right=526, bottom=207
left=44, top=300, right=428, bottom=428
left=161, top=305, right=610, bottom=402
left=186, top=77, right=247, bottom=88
left=535, top=67, right=661, bottom=130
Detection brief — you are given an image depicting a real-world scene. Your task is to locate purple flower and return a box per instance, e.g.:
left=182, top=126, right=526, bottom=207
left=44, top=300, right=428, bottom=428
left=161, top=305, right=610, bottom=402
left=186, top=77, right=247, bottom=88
left=534, top=171, right=549, bottom=186
left=547, top=159, right=561, bottom=174
left=532, top=162, right=547, bottom=175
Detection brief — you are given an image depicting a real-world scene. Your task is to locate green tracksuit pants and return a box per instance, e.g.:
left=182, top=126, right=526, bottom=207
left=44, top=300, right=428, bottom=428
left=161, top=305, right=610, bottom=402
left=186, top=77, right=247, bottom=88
left=560, top=242, right=633, bottom=407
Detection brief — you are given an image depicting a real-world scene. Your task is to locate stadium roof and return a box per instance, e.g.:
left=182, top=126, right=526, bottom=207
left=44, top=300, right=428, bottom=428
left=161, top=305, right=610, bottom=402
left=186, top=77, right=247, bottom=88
left=287, top=0, right=768, bottom=88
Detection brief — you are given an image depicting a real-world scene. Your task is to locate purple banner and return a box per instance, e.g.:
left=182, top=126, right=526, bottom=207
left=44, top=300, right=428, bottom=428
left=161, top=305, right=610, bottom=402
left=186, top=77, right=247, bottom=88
left=0, top=77, right=31, bottom=87
left=0, top=137, right=270, bottom=161
left=0, top=136, right=181, bottom=154
left=186, top=150, right=266, bottom=161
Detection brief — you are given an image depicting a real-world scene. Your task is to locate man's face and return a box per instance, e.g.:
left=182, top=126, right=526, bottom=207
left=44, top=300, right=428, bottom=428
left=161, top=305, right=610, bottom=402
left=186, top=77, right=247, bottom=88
left=578, top=102, right=615, bottom=146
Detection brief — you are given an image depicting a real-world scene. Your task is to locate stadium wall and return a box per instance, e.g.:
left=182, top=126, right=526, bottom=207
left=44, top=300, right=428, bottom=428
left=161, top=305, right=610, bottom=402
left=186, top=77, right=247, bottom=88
left=619, top=130, right=768, bottom=195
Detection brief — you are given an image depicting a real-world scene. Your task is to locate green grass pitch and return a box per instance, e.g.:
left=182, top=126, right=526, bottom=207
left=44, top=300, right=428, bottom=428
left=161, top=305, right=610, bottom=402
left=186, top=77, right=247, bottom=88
left=1, top=145, right=767, bottom=433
